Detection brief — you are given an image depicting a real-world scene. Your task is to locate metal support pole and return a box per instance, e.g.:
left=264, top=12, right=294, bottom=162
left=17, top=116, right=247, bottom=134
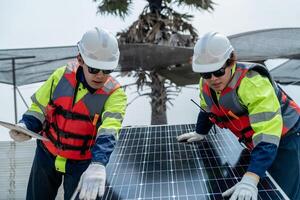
left=12, top=59, right=17, bottom=124
left=0, top=56, right=35, bottom=124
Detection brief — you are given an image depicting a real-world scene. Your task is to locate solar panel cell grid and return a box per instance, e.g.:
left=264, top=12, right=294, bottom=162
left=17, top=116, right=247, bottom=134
left=103, top=124, right=287, bottom=200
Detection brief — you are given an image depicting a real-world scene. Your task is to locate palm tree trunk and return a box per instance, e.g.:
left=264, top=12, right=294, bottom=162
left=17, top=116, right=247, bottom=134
left=150, top=71, right=167, bottom=125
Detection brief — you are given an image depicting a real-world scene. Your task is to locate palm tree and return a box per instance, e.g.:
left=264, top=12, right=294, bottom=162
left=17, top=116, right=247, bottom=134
left=94, top=0, right=214, bottom=125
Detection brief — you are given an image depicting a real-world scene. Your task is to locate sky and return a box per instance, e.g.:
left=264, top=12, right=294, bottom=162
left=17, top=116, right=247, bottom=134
left=1, top=0, right=300, bottom=49
left=0, top=0, right=300, bottom=140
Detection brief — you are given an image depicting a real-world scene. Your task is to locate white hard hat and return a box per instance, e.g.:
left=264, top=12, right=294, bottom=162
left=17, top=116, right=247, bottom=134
left=192, top=32, right=234, bottom=73
left=78, top=27, right=120, bottom=70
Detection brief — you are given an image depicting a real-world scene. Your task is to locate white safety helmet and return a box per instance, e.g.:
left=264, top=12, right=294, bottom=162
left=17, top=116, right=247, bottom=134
left=192, top=32, right=234, bottom=73
left=78, top=27, right=120, bottom=70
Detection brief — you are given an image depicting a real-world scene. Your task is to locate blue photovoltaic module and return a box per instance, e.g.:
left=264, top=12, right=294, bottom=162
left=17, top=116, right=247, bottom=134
left=102, top=124, right=288, bottom=200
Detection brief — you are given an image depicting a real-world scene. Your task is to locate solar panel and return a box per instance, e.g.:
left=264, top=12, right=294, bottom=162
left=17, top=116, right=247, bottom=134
left=102, top=124, right=288, bottom=200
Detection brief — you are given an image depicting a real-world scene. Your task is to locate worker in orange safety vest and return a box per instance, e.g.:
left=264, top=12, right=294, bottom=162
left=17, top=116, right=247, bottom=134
left=9, top=27, right=127, bottom=200
left=177, top=32, right=300, bottom=200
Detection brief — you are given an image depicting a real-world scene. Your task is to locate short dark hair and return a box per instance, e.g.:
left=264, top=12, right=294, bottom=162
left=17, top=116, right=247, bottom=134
left=226, top=52, right=237, bottom=66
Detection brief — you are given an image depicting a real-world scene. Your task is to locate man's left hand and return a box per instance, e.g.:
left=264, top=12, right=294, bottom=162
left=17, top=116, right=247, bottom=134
left=75, top=163, right=106, bottom=200
left=222, top=173, right=259, bottom=200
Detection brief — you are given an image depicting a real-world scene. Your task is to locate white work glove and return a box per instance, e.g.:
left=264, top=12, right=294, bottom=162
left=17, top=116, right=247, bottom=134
left=177, top=131, right=206, bottom=142
left=222, top=174, right=258, bottom=200
left=76, top=163, right=106, bottom=200
left=9, top=122, right=32, bottom=142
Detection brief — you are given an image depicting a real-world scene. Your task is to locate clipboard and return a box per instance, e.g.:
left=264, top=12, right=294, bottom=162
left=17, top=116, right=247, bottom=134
left=0, top=120, right=49, bottom=141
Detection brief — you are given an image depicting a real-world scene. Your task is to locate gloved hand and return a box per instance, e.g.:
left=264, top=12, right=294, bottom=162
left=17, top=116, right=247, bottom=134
left=177, top=131, right=206, bottom=142
left=222, top=174, right=258, bottom=200
left=76, top=163, right=106, bottom=200
left=9, top=122, right=32, bottom=142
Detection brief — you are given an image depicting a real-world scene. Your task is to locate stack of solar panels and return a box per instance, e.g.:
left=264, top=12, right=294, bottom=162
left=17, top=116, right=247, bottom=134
left=102, top=124, right=288, bottom=200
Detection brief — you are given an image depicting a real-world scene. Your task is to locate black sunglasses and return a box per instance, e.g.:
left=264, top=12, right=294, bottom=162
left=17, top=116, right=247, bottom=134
left=87, top=66, right=113, bottom=75
left=200, top=66, right=226, bottom=79
left=200, top=60, right=231, bottom=79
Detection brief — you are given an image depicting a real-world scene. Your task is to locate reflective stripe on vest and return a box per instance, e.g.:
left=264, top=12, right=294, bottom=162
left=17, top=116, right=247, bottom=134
left=41, top=64, right=120, bottom=160
left=202, top=62, right=300, bottom=149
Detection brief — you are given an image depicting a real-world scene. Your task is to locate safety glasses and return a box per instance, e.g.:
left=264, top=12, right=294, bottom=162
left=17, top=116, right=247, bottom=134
left=87, top=66, right=113, bottom=75
left=200, top=66, right=227, bottom=79
left=200, top=59, right=232, bottom=79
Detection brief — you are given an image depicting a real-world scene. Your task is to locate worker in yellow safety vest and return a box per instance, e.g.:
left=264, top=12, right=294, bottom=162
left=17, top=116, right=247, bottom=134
left=177, top=32, right=300, bottom=200
left=9, top=27, right=127, bottom=200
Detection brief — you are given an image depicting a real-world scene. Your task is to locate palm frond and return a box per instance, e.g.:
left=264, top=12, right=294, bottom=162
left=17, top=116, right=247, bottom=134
left=118, top=7, right=198, bottom=45
left=175, top=0, right=215, bottom=11
left=94, top=0, right=132, bottom=19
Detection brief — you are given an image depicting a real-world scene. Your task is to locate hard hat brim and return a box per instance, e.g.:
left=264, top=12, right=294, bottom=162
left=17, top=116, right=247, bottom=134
left=78, top=44, right=119, bottom=70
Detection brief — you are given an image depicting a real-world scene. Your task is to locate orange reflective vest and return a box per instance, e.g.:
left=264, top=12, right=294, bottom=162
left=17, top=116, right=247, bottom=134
left=41, top=65, right=120, bottom=160
left=202, top=63, right=300, bottom=149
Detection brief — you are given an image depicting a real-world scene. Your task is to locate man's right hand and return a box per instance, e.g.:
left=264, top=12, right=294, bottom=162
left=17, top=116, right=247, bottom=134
left=9, top=122, right=32, bottom=142
left=177, top=131, right=206, bottom=142
left=72, top=163, right=106, bottom=200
